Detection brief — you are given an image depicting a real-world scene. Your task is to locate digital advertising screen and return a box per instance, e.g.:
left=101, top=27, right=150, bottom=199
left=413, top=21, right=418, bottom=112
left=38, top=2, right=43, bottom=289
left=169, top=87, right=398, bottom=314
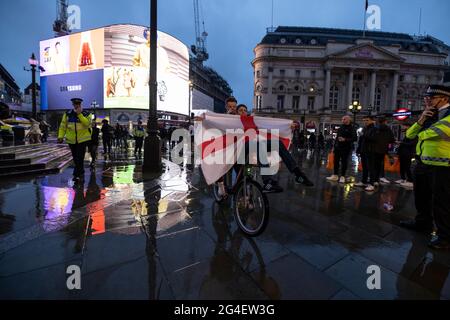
left=40, top=24, right=190, bottom=115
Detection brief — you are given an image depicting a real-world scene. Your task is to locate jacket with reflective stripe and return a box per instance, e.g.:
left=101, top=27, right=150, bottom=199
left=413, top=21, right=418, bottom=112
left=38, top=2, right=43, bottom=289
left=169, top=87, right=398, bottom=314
left=58, top=110, right=93, bottom=144
left=406, top=113, right=450, bottom=167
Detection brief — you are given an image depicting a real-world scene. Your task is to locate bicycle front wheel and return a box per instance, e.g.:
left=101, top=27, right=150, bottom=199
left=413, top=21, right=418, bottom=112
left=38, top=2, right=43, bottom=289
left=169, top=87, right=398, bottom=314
left=233, top=179, right=269, bottom=237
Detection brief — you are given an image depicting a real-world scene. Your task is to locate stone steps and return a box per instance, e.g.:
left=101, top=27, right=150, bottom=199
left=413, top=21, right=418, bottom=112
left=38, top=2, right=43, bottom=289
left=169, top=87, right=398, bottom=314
left=0, top=144, right=73, bottom=178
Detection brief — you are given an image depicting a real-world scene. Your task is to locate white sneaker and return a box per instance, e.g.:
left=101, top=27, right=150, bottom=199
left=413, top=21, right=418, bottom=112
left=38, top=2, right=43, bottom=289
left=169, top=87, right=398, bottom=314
left=326, top=175, right=339, bottom=182
left=365, top=185, right=375, bottom=192
left=400, top=181, right=414, bottom=188
left=354, top=182, right=367, bottom=187
left=395, top=179, right=406, bottom=184
left=380, top=177, right=390, bottom=184
left=339, top=176, right=346, bottom=184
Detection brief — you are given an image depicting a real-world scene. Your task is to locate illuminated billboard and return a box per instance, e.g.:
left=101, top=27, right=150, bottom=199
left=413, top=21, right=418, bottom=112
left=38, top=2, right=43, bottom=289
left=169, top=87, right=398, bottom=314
left=40, top=24, right=190, bottom=115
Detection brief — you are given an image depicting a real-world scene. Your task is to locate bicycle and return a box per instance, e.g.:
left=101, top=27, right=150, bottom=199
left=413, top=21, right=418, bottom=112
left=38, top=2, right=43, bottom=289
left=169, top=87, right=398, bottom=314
left=212, top=164, right=269, bottom=237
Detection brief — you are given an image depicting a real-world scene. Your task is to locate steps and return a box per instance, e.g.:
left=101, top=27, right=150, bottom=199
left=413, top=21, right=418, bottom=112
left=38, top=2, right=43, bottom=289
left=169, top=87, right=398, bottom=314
left=0, top=143, right=73, bottom=177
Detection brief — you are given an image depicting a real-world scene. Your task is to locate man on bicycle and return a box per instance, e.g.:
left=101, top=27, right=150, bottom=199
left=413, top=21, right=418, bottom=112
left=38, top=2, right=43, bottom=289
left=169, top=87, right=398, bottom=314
left=196, top=97, right=313, bottom=198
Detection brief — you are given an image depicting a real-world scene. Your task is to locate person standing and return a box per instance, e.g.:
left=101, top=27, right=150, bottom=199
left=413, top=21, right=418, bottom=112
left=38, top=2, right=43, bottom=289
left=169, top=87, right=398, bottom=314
left=89, top=121, right=100, bottom=170
left=101, top=119, right=113, bottom=154
left=400, top=85, right=450, bottom=250
left=327, top=115, right=357, bottom=184
left=394, top=122, right=417, bottom=188
left=374, top=117, right=395, bottom=185
left=133, top=121, right=146, bottom=158
left=114, top=123, right=122, bottom=149
left=122, top=125, right=129, bottom=151
left=309, top=133, right=316, bottom=150
left=57, top=98, right=92, bottom=183
left=355, top=115, right=377, bottom=191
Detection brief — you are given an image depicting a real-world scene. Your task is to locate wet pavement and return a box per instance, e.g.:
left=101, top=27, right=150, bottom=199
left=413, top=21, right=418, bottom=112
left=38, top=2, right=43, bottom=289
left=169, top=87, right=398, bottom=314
left=0, top=146, right=449, bottom=300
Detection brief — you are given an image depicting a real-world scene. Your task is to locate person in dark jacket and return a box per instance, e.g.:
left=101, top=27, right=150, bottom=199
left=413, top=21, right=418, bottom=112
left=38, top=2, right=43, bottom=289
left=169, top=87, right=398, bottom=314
left=89, top=121, right=100, bottom=170
left=327, top=116, right=357, bottom=184
left=355, top=115, right=378, bottom=191
left=101, top=119, right=113, bottom=154
left=372, top=117, right=395, bottom=185
left=318, top=133, right=325, bottom=150
left=395, top=122, right=417, bottom=188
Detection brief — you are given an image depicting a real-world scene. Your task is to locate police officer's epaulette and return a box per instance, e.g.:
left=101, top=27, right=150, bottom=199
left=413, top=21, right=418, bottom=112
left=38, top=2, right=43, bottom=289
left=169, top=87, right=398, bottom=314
left=81, top=110, right=91, bottom=117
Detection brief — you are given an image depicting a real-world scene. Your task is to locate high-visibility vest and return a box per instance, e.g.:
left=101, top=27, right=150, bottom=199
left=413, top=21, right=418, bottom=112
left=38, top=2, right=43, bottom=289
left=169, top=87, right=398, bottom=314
left=133, top=127, right=146, bottom=138
left=406, top=112, right=450, bottom=167
left=58, top=110, right=93, bottom=144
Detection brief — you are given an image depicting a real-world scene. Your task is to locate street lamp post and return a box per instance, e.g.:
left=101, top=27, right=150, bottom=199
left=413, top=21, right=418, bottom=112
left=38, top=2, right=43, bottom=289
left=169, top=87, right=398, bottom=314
left=188, top=81, right=193, bottom=122
left=90, top=100, right=99, bottom=121
left=28, top=53, right=38, bottom=120
left=348, top=100, right=362, bottom=126
left=143, top=0, right=162, bottom=172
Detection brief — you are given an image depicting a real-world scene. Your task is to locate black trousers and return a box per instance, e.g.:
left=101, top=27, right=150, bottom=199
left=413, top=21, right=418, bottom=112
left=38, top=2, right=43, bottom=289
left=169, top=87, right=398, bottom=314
left=334, top=149, right=351, bottom=176
left=361, top=153, right=382, bottom=185
left=413, top=163, right=450, bottom=239
left=399, top=154, right=413, bottom=181
left=89, top=143, right=98, bottom=164
left=69, top=142, right=88, bottom=178
left=103, top=136, right=112, bottom=154
left=135, top=137, right=144, bottom=154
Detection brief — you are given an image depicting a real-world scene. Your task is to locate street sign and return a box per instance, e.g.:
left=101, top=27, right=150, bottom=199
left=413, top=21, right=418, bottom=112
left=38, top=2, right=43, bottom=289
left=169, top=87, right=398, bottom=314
left=393, top=108, right=411, bottom=121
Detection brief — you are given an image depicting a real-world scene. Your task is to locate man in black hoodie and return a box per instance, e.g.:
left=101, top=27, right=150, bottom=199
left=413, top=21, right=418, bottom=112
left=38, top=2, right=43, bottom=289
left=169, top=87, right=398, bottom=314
left=327, top=116, right=357, bottom=184
left=372, top=117, right=395, bottom=185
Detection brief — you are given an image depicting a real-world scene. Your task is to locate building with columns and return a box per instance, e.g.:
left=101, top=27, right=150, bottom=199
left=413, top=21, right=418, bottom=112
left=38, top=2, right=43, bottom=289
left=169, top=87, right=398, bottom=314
left=252, top=26, right=449, bottom=133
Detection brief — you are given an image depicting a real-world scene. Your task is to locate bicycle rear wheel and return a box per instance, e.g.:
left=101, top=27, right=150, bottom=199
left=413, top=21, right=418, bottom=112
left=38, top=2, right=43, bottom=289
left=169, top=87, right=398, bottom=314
left=233, top=179, right=269, bottom=237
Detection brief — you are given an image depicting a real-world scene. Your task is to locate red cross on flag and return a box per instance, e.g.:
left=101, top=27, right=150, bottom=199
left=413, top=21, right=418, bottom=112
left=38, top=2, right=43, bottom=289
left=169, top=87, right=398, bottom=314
left=195, top=112, right=293, bottom=185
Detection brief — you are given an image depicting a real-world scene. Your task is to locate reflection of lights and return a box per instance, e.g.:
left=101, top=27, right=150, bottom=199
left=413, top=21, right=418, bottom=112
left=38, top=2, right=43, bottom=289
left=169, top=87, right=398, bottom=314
left=42, top=186, right=75, bottom=232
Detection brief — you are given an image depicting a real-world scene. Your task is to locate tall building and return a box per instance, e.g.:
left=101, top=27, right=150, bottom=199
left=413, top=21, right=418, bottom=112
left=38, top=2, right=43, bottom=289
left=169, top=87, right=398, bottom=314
left=252, top=26, right=450, bottom=133
left=190, top=57, right=233, bottom=114
left=0, top=64, right=22, bottom=107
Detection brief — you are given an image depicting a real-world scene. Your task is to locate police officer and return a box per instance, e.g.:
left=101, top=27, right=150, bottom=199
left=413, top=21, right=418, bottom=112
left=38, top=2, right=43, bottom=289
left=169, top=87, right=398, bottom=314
left=400, top=85, right=450, bottom=250
left=133, top=120, right=146, bottom=158
left=57, top=98, right=93, bottom=183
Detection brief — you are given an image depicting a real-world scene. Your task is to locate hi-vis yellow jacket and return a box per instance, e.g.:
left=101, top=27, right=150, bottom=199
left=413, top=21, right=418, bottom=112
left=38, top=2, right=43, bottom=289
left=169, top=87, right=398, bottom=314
left=406, top=112, right=450, bottom=167
left=58, top=110, right=93, bottom=144
left=133, top=126, right=146, bottom=138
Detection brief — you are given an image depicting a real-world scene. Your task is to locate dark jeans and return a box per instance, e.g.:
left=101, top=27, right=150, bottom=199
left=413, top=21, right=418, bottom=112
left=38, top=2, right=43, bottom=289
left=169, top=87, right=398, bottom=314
left=135, top=137, right=144, bottom=154
left=361, top=153, right=382, bottom=185
left=69, top=142, right=88, bottom=178
left=413, top=163, right=450, bottom=239
left=399, top=154, right=413, bottom=181
left=334, top=149, right=351, bottom=176
left=89, top=143, right=98, bottom=164
left=103, top=136, right=112, bottom=154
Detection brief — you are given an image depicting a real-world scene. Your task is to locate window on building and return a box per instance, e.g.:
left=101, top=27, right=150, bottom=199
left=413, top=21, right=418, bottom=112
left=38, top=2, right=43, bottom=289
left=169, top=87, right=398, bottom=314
left=399, top=75, right=405, bottom=82
left=295, top=70, right=301, bottom=77
left=353, top=74, right=363, bottom=81
left=256, top=70, right=261, bottom=78
left=311, top=70, right=316, bottom=78
left=375, top=87, right=382, bottom=112
left=277, top=95, right=285, bottom=111
left=329, top=86, right=339, bottom=110
left=307, top=96, right=315, bottom=111
left=256, top=95, right=262, bottom=110
left=293, top=96, right=300, bottom=111
left=280, top=69, right=285, bottom=77
left=352, top=87, right=361, bottom=103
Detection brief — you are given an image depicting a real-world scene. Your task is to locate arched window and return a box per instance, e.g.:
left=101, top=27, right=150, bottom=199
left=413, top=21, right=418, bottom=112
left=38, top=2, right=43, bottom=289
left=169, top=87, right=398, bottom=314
left=329, top=86, right=339, bottom=110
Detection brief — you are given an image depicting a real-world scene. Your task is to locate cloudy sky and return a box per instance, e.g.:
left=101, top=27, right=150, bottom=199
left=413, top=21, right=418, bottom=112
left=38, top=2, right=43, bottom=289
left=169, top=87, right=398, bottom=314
left=1, top=0, right=449, bottom=108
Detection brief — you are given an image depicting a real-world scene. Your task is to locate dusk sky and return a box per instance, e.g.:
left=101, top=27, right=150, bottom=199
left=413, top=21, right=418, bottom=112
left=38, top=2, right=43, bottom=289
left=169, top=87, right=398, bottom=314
left=1, top=0, right=449, bottom=108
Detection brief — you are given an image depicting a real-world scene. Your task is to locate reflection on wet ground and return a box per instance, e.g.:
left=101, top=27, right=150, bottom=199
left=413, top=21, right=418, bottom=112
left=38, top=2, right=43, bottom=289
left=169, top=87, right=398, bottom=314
left=0, top=147, right=449, bottom=299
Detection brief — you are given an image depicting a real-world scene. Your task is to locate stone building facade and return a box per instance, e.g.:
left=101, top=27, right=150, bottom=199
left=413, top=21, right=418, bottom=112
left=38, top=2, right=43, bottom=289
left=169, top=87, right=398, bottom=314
left=252, top=27, right=449, bottom=133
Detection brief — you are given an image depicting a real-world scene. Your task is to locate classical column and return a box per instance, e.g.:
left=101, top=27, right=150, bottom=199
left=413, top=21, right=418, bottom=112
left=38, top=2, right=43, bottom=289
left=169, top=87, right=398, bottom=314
left=391, top=72, right=399, bottom=110
left=324, top=68, right=331, bottom=109
left=267, top=67, right=273, bottom=110
left=369, top=71, right=377, bottom=108
left=347, top=69, right=354, bottom=106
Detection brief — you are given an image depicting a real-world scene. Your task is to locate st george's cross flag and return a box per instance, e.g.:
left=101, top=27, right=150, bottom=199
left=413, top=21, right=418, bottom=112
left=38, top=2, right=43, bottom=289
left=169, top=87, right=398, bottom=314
left=195, top=112, right=293, bottom=185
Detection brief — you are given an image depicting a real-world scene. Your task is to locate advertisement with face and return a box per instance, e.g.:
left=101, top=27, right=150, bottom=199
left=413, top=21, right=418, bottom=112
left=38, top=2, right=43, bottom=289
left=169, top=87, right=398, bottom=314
left=40, top=36, right=70, bottom=76
left=103, top=25, right=189, bottom=115
left=70, top=28, right=105, bottom=72
left=41, top=69, right=104, bottom=110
